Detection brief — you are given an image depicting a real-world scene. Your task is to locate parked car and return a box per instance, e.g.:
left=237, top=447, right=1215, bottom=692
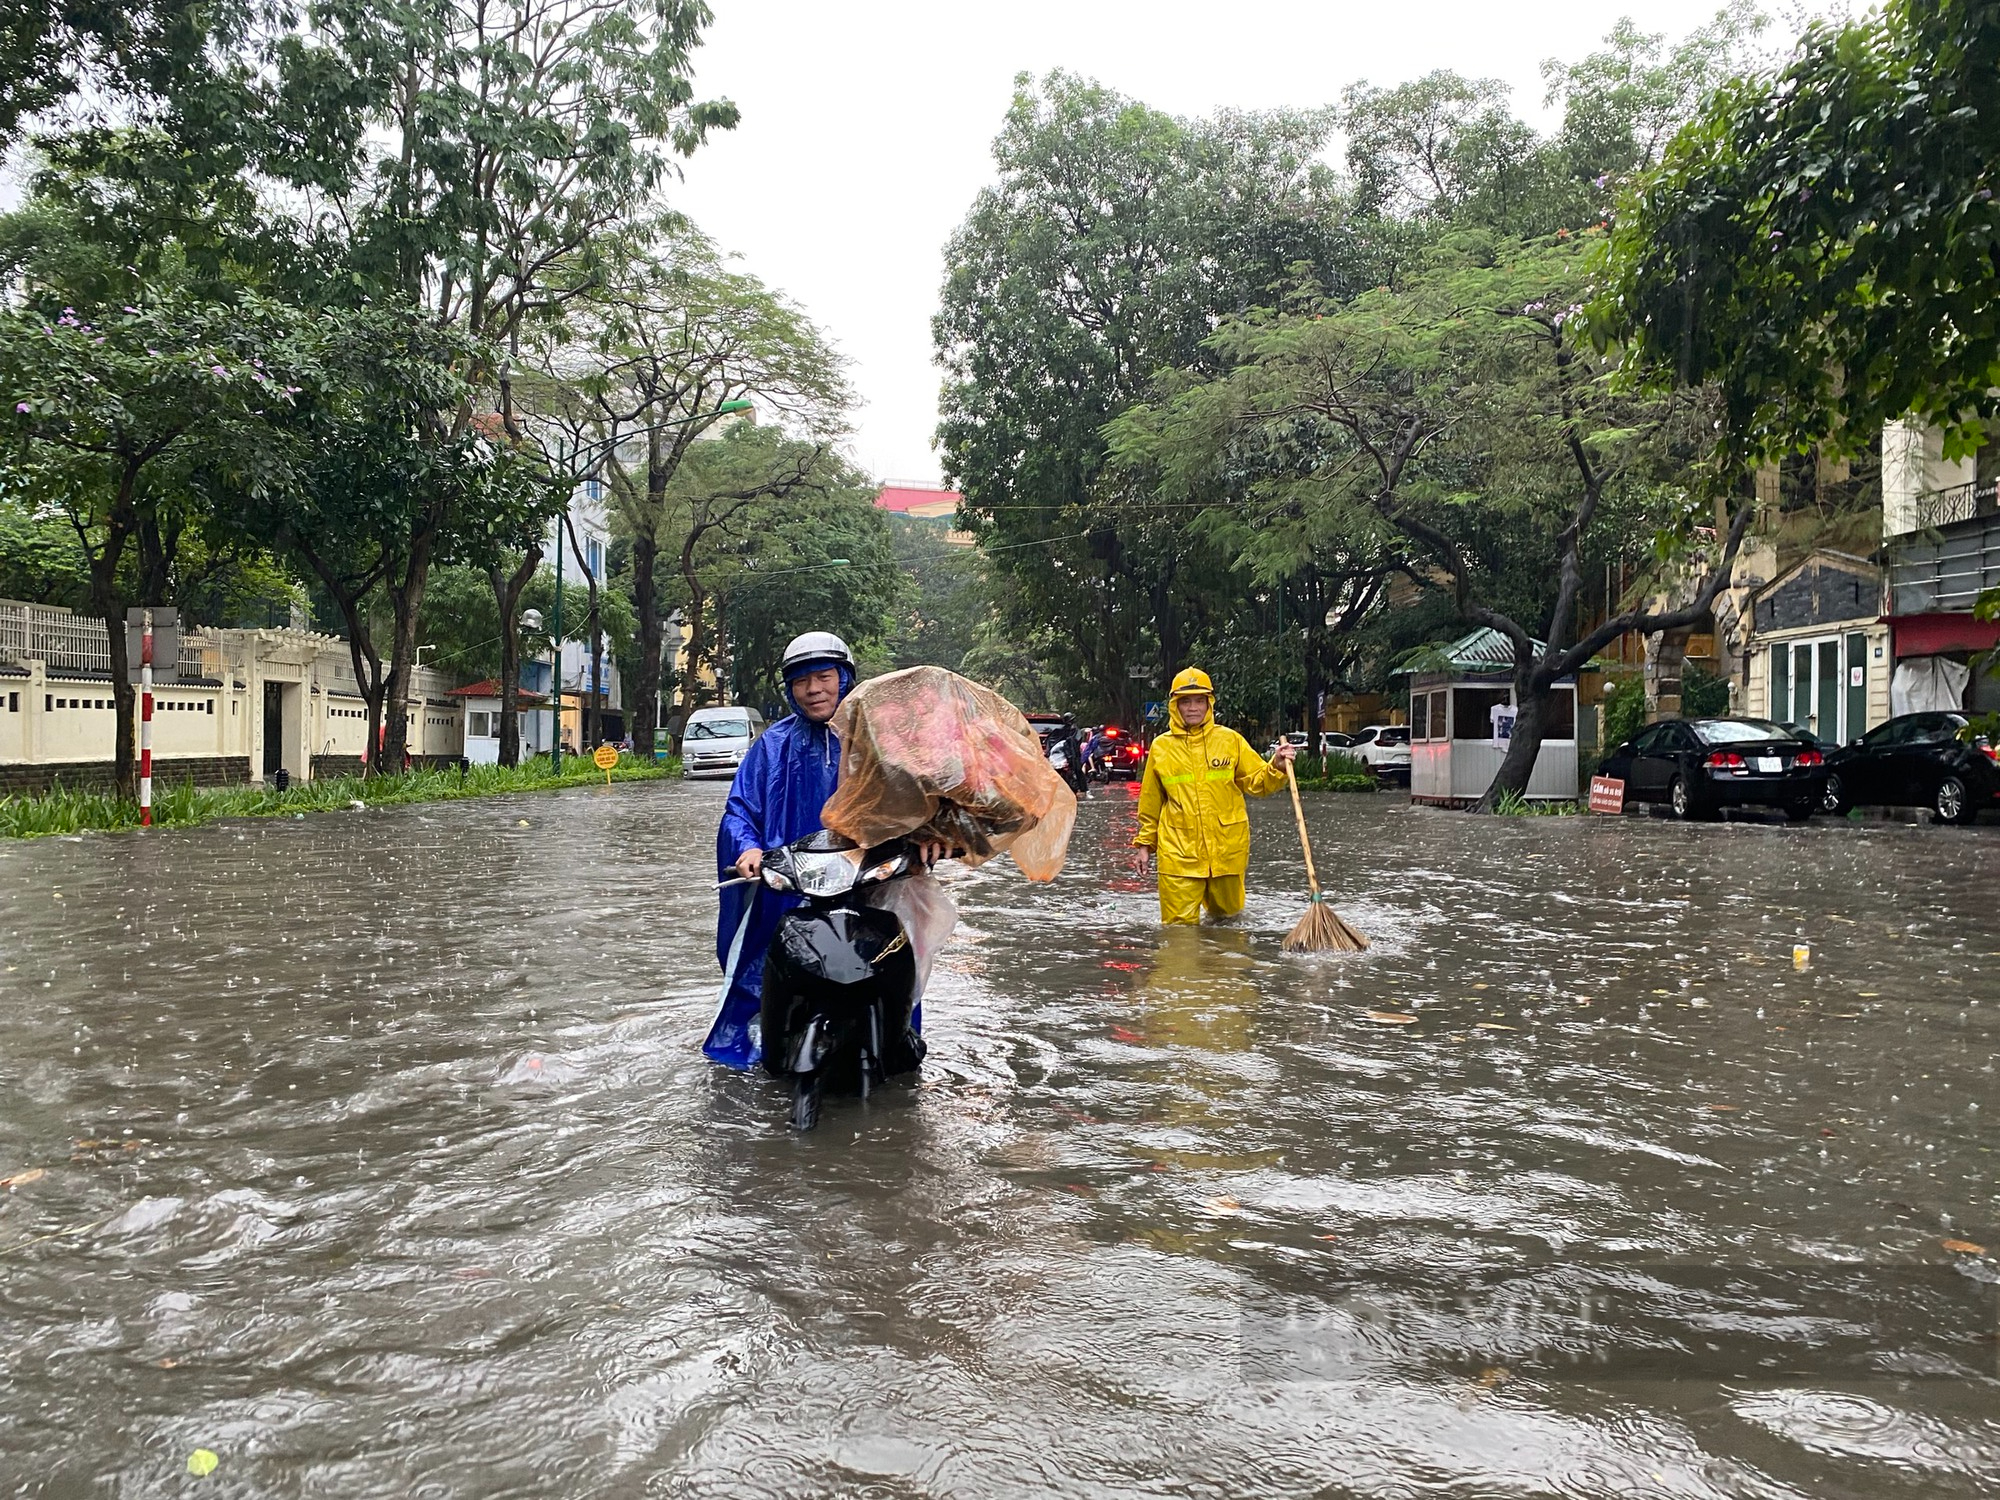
left=1267, top=731, right=1311, bottom=760
left=1821, top=711, right=1999, bottom=824
left=1349, top=725, right=1412, bottom=783
left=1318, top=731, right=1355, bottom=753
left=1596, top=717, right=1825, bottom=821
left=680, top=705, right=767, bottom=780
left=1095, top=725, right=1147, bottom=781
left=1027, top=712, right=1088, bottom=795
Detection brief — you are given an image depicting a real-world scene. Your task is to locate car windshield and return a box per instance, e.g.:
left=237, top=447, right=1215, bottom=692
left=1694, top=719, right=1795, bottom=745
left=687, top=716, right=749, bottom=741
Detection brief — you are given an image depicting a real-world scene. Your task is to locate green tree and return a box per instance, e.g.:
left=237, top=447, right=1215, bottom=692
left=0, top=497, right=94, bottom=609
left=243, top=0, right=738, bottom=765
left=238, top=312, right=537, bottom=773
left=653, top=424, right=883, bottom=725
left=885, top=518, right=989, bottom=673
left=1113, top=234, right=1752, bottom=809
left=0, top=288, right=303, bottom=794
left=722, top=478, right=903, bottom=708
left=539, top=228, right=849, bottom=754
left=1599, top=0, right=2000, bottom=466
left=935, top=72, right=1355, bottom=722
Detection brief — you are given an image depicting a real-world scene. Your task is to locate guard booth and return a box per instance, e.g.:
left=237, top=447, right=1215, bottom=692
left=1402, top=629, right=1581, bottom=806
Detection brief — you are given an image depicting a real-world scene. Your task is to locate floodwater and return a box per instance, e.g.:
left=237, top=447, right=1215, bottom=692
left=2, top=785, right=1997, bottom=1499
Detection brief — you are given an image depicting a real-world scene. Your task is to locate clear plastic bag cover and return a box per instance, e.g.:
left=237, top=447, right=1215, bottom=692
left=861, top=871, right=959, bottom=991
left=824, top=665, right=1076, bottom=881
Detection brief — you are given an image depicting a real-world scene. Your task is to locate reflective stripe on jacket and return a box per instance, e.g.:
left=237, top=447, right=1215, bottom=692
left=1132, top=705, right=1287, bottom=878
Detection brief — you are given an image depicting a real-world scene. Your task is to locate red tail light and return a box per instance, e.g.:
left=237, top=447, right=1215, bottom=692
left=1795, top=749, right=1823, bottom=767
left=1980, top=741, right=1998, bottom=765
left=1704, top=751, right=1744, bottom=770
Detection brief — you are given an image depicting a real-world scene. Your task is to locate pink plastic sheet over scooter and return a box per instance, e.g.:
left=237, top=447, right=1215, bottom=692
left=821, top=665, right=1077, bottom=881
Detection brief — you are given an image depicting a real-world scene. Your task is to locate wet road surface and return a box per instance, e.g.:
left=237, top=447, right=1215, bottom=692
left=2, top=785, right=1997, bottom=1498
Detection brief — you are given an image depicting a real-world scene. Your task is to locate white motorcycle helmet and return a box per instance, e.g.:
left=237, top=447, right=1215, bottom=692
left=780, top=631, right=856, bottom=681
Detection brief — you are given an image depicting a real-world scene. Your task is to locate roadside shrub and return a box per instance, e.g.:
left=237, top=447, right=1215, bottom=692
left=1603, top=674, right=1646, bottom=749
left=1295, top=752, right=1378, bottom=792
left=1494, top=788, right=1579, bottom=817
left=0, top=755, right=679, bottom=840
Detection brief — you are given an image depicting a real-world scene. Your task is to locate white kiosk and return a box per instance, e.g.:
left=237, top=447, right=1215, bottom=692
left=1402, top=629, right=1581, bottom=807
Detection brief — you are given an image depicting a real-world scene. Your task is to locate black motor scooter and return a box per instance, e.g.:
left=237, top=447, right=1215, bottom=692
left=757, top=831, right=928, bottom=1131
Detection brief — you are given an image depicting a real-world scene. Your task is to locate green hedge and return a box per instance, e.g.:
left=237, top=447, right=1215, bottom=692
left=0, top=755, right=678, bottom=839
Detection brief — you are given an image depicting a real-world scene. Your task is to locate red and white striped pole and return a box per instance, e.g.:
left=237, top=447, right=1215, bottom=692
left=139, top=609, right=154, bottom=827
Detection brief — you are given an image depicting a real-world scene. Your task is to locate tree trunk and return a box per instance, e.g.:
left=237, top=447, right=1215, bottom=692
left=92, top=568, right=137, bottom=801
left=1476, top=668, right=1552, bottom=811
left=344, top=631, right=387, bottom=780
left=383, top=533, right=436, bottom=774
left=631, top=529, right=663, bottom=757
left=488, top=545, right=540, bottom=767
left=85, top=487, right=140, bottom=799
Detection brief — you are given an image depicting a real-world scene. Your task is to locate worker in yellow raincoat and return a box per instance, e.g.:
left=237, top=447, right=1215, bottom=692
left=1132, top=668, right=1296, bottom=924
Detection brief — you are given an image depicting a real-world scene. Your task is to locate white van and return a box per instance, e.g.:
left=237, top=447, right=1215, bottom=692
left=681, top=705, right=767, bottom=780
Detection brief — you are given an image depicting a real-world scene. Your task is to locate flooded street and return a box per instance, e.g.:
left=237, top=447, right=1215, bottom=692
left=3, top=785, right=1998, bottom=1498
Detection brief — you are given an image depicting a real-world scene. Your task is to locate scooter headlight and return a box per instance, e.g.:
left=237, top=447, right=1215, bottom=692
left=789, top=849, right=863, bottom=897
left=860, top=851, right=911, bottom=884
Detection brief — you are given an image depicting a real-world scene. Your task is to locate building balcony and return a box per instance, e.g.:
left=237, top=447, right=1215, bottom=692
left=1914, top=478, right=2000, bottom=531
left=1887, top=499, right=2000, bottom=615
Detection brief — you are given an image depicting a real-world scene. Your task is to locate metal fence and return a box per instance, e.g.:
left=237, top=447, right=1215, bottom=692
left=1915, top=479, right=2000, bottom=531
left=2, top=602, right=263, bottom=681
left=0, top=602, right=112, bottom=674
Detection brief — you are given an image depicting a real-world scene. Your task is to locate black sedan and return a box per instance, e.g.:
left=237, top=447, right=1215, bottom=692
left=1822, top=711, right=1999, bottom=825
left=1596, top=717, right=1827, bottom=821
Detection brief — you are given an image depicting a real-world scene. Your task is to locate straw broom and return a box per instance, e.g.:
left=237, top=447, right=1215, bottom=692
left=1280, top=759, right=1369, bottom=953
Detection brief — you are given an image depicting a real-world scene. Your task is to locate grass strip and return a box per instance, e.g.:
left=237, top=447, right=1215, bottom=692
left=0, top=756, right=680, bottom=839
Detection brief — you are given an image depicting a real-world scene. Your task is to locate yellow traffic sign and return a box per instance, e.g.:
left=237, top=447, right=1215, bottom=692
left=593, top=743, right=618, bottom=783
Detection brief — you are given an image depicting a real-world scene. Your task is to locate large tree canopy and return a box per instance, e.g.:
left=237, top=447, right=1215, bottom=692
left=933, top=71, right=1358, bottom=722
left=1599, top=0, right=2000, bottom=463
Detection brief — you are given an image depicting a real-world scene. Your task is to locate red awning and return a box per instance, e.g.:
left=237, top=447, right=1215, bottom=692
left=1886, top=613, right=2000, bottom=658
left=447, top=678, right=547, bottom=702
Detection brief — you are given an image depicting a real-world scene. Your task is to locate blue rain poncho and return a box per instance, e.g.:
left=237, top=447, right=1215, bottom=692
left=707, top=656, right=879, bottom=1068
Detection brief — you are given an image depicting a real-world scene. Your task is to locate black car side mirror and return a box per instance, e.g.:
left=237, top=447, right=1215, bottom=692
left=1616, top=741, right=1634, bottom=755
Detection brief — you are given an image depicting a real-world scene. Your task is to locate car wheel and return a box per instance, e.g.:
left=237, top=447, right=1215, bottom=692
left=1934, top=775, right=1976, bottom=826
left=1668, top=776, right=1700, bottom=821
left=1821, top=772, right=1849, bottom=815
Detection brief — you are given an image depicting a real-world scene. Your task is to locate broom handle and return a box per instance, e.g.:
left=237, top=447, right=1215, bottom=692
left=1284, top=759, right=1323, bottom=897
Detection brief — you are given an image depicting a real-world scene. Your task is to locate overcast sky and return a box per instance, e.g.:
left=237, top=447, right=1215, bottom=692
left=669, top=0, right=1837, bottom=487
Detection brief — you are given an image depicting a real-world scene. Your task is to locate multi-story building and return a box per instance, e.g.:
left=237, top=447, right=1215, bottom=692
left=1880, top=418, right=2000, bottom=713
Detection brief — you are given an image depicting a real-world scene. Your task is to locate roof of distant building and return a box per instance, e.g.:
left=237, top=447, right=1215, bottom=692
left=448, top=678, right=547, bottom=702
left=876, top=482, right=961, bottom=518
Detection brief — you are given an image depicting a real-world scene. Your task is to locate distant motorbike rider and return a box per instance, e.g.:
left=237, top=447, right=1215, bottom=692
left=706, top=631, right=856, bottom=1069
left=1132, top=668, right=1296, bottom=925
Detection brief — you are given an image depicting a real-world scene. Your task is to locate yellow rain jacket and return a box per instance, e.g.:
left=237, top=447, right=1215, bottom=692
left=1133, top=669, right=1289, bottom=878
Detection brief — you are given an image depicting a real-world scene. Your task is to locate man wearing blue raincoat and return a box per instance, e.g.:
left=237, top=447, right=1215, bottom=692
left=706, top=631, right=856, bottom=1069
